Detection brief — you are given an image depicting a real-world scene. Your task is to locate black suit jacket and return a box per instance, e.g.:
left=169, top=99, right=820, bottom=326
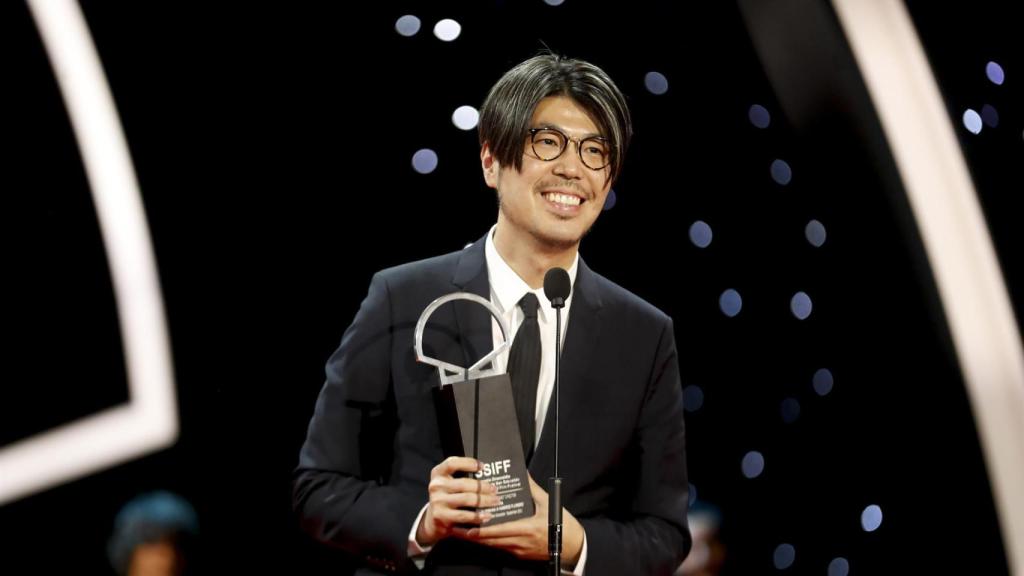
left=294, top=235, right=690, bottom=575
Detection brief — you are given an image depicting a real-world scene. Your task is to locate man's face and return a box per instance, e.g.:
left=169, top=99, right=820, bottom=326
left=482, top=95, right=613, bottom=252
left=128, top=540, right=183, bottom=576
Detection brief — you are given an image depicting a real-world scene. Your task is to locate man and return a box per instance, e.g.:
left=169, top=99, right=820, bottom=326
left=294, top=53, right=690, bottom=575
left=108, top=491, right=200, bottom=576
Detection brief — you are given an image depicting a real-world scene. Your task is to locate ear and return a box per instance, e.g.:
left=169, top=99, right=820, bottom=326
left=480, top=143, right=499, bottom=189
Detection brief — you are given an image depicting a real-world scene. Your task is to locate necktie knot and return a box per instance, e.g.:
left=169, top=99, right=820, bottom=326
left=518, top=293, right=540, bottom=319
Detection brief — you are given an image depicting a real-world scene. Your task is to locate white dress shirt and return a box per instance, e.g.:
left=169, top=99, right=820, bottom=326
left=483, top=225, right=576, bottom=445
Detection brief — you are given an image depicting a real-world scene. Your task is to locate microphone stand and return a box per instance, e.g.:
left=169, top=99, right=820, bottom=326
left=548, top=297, right=564, bottom=575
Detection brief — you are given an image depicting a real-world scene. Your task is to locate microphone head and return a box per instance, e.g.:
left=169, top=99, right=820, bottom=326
left=543, top=267, right=572, bottom=307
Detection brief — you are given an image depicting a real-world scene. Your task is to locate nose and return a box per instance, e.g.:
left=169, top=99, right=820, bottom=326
left=552, top=139, right=584, bottom=179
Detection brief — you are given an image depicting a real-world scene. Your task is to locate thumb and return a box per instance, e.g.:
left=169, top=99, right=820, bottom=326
left=527, top=475, right=547, bottom=502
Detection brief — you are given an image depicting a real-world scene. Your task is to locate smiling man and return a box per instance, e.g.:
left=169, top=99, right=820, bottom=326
left=294, top=53, right=691, bottom=575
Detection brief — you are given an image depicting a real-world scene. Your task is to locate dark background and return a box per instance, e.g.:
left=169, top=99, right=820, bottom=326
left=2, top=1, right=1019, bottom=574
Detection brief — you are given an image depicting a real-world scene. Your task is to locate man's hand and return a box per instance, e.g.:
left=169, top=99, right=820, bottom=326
left=456, top=476, right=585, bottom=569
left=416, top=457, right=500, bottom=547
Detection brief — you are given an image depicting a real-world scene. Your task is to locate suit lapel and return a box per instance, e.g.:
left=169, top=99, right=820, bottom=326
left=530, top=258, right=604, bottom=479
left=451, top=235, right=494, bottom=373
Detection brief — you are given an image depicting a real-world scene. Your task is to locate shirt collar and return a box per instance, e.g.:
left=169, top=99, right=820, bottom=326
left=484, top=224, right=578, bottom=324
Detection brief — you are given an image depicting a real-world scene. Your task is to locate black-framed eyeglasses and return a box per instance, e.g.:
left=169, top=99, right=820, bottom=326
left=528, top=127, right=613, bottom=171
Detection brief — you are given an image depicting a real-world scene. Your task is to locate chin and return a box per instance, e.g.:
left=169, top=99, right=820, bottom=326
left=535, top=229, right=585, bottom=251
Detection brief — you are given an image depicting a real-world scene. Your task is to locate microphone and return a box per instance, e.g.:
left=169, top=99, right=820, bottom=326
left=543, top=268, right=572, bottom=309
left=542, top=267, right=571, bottom=574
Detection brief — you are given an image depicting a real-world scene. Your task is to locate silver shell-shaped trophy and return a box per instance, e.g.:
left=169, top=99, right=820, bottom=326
left=414, top=292, right=535, bottom=525
left=415, top=292, right=510, bottom=385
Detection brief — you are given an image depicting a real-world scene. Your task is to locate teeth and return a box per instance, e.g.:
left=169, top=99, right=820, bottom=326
left=545, top=193, right=581, bottom=207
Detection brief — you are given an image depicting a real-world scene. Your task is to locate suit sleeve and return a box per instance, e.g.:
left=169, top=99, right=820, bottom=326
left=292, top=272, right=425, bottom=572
left=578, top=316, right=691, bottom=575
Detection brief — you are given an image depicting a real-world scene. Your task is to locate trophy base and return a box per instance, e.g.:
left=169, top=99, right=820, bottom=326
left=434, top=374, right=535, bottom=525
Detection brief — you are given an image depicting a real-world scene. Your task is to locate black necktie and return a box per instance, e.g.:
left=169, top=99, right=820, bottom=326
left=508, top=293, right=541, bottom=462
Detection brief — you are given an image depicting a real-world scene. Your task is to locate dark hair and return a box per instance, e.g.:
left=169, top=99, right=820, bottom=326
left=108, top=491, right=199, bottom=575
left=478, top=53, right=632, bottom=183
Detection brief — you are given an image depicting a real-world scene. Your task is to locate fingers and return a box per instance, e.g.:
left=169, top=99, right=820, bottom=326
left=433, top=490, right=501, bottom=510
left=526, top=475, right=545, bottom=500
left=429, top=457, right=499, bottom=497
left=469, top=536, right=525, bottom=549
left=431, top=456, right=480, bottom=478
left=453, top=524, right=547, bottom=561
left=423, top=457, right=503, bottom=543
left=460, top=517, right=530, bottom=539
left=428, top=474, right=497, bottom=497
left=430, top=504, right=493, bottom=526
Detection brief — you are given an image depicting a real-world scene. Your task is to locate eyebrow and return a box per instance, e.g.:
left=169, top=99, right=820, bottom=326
left=533, top=123, right=606, bottom=140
